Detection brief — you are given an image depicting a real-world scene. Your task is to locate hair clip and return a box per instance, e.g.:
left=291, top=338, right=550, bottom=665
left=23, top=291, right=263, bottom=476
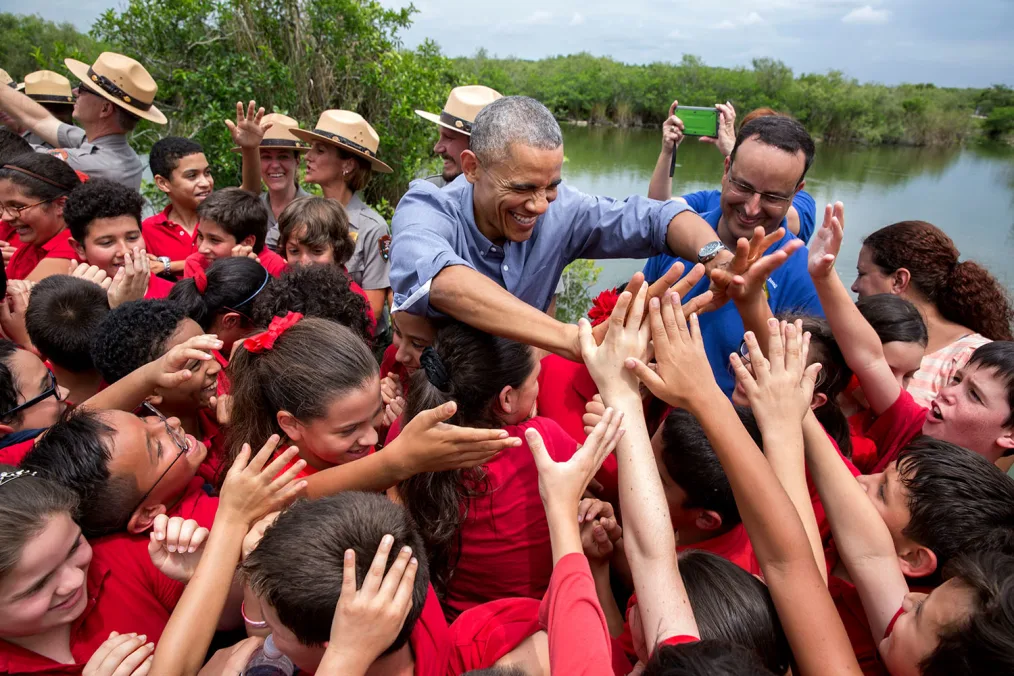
left=243, top=312, right=303, bottom=354
left=0, top=469, right=37, bottom=487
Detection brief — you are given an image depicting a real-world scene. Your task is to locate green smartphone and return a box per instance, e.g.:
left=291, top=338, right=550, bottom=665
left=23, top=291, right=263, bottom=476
left=678, top=105, right=719, bottom=137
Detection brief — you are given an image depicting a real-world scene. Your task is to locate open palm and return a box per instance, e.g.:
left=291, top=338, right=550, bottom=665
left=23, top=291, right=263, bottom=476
left=808, top=201, right=845, bottom=279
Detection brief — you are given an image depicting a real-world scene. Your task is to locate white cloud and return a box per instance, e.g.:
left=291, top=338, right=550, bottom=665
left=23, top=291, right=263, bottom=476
left=570, top=12, right=584, bottom=26
left=668, top=29, right=684, bottom=39
left=842, top=5, right=890, bottom=24
left=742, top=11, right=765, bottom=25
left=524, top=9, right=553, bottom=25
left=715, top=19, right=737, bottom=29
left=715, top=11, right=765, bottom=29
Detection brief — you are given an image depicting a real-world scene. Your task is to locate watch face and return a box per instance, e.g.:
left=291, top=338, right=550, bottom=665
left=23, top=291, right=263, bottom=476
left=699, top=241, right=724, bottom=258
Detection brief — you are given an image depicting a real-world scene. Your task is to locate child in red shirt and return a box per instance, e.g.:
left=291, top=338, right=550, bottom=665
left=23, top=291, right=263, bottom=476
left=241, top=491, right=451, bottom=676
left=142, top=137, right=212, bottom=275
left=184, top=188, right=287, bottom=280
left=0, top=154, right=82, bottom=281
left=394, top=322, right=581, bottom=619
left=0, top=339, right=70, bottom=462
left=0, top=469, right=208, bottom=675
left=378, top=310, right=436, bottom=430
left=64, top=178, right=174, bottom=302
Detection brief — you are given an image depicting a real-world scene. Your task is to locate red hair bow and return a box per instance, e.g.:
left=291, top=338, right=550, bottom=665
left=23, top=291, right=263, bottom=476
left=243, top=312, right=303, bottom=354
left=588, top=288, right=621, bottom=327
left=193, top=268, right=208, bottom=294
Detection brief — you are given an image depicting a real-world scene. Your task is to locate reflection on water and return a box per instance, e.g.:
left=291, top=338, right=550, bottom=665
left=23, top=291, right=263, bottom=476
left=559, top=125, right=1014, bottom=295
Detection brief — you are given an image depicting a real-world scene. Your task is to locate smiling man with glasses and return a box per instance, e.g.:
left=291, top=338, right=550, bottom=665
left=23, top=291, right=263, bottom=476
left=642, top=115, right=824, bottom=395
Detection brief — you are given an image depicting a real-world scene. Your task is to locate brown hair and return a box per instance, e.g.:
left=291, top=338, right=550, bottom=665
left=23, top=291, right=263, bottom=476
left=277, top=196, right=356, bottom=266
left=196, top=187, right=270, bottom=253
left=737, top=107, right=787, bottom=131
left=337, top=150, right=374, bottom=193
left=225, top=317, right=378, bottom=472
left=0, top=465, right=79, bottom=581
left=863, top=221, right=1014, bottom=341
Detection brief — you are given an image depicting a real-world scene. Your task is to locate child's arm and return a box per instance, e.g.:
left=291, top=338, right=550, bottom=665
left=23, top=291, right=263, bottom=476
left=579, top=498, right=626, bottom=637
left=808, top=202, right=900, bottom=414
left=225, top=100, right=270, bottom=194
left=79, top=334, right=223, bottom=412
left=646, top=101, right=682, bottom=201
left=801, top=409, right=909, bottom=642
left=303, top=401, right=522, bottom=497
left=150, top=438, right=306, bottom=676
left=627, top=294, right=860, bottom=676
left=579, top=285, right=699, bottom=647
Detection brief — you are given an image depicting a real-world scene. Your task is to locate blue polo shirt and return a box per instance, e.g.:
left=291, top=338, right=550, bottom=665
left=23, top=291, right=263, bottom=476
left=681, top=189, right=817, bottom=243
left=643, top=208, right=822, bottom=394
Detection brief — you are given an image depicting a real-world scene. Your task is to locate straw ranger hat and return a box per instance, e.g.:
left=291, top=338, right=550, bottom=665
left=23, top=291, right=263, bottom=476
left=64, top=52, right=167, bottom=124
left=415, top=85, right=503, bottom=136
left=231, top=113, right=309, bottom=152
left=291, top=110, right=392, bottom=174
left=17, top=71, right=74, bottom=105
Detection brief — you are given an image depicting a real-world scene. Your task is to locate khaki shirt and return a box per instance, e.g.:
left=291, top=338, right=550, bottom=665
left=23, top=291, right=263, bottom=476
left=346, top=193, right=391, bottom=333
left=55, top=123, right=143, bottom=190
left=264, top=186, right=312, bottom=252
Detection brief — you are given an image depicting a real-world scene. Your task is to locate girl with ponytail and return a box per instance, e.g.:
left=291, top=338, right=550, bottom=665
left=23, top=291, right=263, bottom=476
left=853, top=220, right=1014, bottom=407
left=395, top=321, right=579, bottom=620
left=0, top=153, right=82, bottom=280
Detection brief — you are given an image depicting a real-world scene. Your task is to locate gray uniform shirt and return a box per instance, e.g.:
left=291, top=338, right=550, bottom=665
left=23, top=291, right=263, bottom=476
left=263, top=186, right=311, bottom=252
left=23, top=130, right=53, bottom=150
left=56, top=123, right=143, bottom=190
left=346, top=193, right=391, bottom=333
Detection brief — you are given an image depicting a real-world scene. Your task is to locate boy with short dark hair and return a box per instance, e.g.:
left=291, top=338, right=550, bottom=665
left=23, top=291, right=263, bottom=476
left=25, top=275, right=109, bottom=403
left=142, top=137, right=213, bottom=274
left=242, top=491, right=449, bottom=674
left=64, top=178, right=175, bottom=302
left=186, top=187, right=286, bottom=278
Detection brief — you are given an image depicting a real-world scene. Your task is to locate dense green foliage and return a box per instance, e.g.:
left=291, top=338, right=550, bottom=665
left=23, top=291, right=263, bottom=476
left=454, top=51, right=1004, bottom=146
left=0, top=13, right=107, bottom=78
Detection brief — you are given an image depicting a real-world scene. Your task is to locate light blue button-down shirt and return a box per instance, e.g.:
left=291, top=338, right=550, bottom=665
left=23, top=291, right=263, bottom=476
left=390, top=175, right=693, bottom=315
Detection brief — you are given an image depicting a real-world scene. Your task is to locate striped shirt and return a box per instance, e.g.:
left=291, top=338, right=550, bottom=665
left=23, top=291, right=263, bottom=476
left=906, top=333, right=990, bottom=408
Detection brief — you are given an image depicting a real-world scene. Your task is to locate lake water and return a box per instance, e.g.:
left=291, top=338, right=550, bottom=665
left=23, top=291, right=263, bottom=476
left=558, top=124, right=1014, bottom=296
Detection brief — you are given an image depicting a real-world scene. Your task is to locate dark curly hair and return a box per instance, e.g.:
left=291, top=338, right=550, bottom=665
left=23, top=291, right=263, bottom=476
left=149, top=136, right=204, bottom=181
left=863, top=221, right=1014, bottom=341
left=91, top=299, right=188, bottom=384
left=251, top=264, right=372, bottom=345
left=0, top=129, right=32, bottom=164
left=63, top=178, right=144, bottom=243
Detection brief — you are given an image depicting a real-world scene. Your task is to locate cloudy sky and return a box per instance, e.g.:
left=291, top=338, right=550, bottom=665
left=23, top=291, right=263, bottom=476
left=13, top=0, right=1013, bottom=88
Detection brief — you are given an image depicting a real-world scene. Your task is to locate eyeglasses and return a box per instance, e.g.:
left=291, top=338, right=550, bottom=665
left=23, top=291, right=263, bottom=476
left=730, top=340, right=827, bottom=389
left=131, top=402, right=190, bottom=513
left=1, top=368, right=64, bottom=418
left=0, top=197, right=55, bottom=218
left=726, top=176, right=794, bottom=207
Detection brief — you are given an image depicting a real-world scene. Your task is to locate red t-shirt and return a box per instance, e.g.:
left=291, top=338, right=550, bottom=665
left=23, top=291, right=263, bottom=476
left=0, top=533, right=184, bottom=674
left=829, top=575, right=890, bottom=676
left=0, top=220, right=18, bottom=244
left=196, top=409, right=227, bottom=486
left=535, top=354, right=619, bottom=508
left=538, top=552, right=614, bottom=676
left=0, top=436, right=37, bottom=465
left=447, top=598, right=541, bottom=674
left=144, top=273, right=174, bottom=299
left=183, top=250, right=287, bottom=281
left=380, top=343, right=411, bottom=389
left=410, top=585, right=452, bottom=676
left=848, top=410, right=881, bottom=474
left=865, top=390, right=928, bottom=474
left=257, top=248, right=287, bottom=277
left=444, top=417, right=579, bottom=619
left=167, top=477, right=219, bottom=529
left=348, top=277, right=376, bottom=331
left=6, top=229, right=75, bottom=280
left=807, top=431, right=863, bottom=568
left=141, top=205, right=198, bottom=262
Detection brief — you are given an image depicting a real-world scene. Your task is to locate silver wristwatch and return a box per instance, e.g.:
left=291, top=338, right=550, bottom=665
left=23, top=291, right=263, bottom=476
left=157, top=256, right=172, bottom=273
left=697, top=241, right=729, bottom=264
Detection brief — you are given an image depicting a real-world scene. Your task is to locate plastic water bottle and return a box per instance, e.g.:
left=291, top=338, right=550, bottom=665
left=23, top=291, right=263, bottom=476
left=243, top=635, right=295, bottom=676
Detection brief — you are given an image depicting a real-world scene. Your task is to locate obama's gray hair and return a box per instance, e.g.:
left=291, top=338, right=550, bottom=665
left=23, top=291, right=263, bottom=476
left=469, top=96, right=563, bottom=166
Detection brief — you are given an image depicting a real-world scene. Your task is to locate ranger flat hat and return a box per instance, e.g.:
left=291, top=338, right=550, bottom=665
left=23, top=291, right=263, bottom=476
left=291, top=110, right=392, bottom=174
left=64, top=52, right=167, bottom=124
left=231, top=113, right=309, bottom=152
left=415, top=85, right=503, bottom=136
left=17, top=70, right=74, bottom=105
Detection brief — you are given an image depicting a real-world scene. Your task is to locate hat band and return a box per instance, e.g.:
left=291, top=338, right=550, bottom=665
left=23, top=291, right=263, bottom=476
left=439, top=111, right=473, bottom=134
left=312, top=129, right=377, bottom=158
left=261, top=138, right=306, bottom=148
left=28, top=94, right=75, bottom=104
left=86, top=68, right=153, bottom=111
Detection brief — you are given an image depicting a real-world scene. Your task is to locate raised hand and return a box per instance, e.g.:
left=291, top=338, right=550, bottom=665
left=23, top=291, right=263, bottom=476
left=528, top=408, right=624, bottom=511
left=710, top=227, right=803, bottom=304
left=147, top=516, right=209, bottom=583
left=579, top=498, right=622, bottom=563
left=582, top=394, right=605, bottom=437
left=0, top=280, right=33, bottom=347
left=318, top=536, right=419, bottom=673
left=808, top=202, right=845, bottom=279
left=224, top=100, right=271, bottom=150
left=150, top=333, right=223, bottom=391
left=580, top=283, right=650, bottom=401
left=107, top=248, right=151, bottom=309
left=625, top=291, right=717, bottom=411
left=698, top=101, right=736, bottom=157
left=218, top=435, right=307, bottom=526
left=731, top=318, right=822, bottom=430
left=70, top=261, right=111, bottom=289
left=661, top=100, right=684, bottom=152
left=83, top=632, right=154, bottom=676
